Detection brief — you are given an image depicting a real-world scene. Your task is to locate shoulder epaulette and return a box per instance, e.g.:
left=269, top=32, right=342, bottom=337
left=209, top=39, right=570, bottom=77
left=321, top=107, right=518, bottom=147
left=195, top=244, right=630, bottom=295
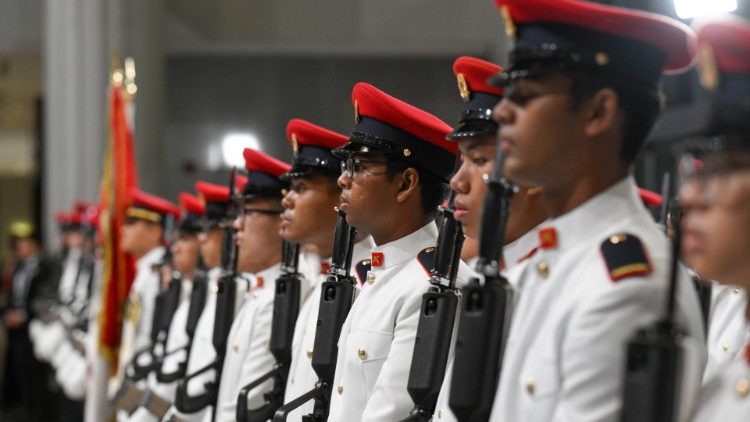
left=417, top=246, right=437, bottom=276
left=354, top=259, right=371, bottom=286
left=600, top=233, right=652, bottom=282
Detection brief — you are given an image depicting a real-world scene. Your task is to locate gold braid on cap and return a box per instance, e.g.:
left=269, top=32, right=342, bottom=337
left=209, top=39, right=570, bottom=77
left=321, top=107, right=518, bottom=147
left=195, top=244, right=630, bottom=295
left=126, top=207, right=162, bottom=224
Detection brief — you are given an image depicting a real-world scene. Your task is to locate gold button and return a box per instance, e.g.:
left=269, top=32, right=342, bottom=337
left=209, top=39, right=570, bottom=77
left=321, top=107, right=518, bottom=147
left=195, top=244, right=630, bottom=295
left=212, top=284, right=219, bottom=293
left=723, top=342, right=730, bottom=352
left=367, top=272, right=376, bottom=285
left=337, top=384, right=344, bottom=395
left=306, top=349, right=313, bottom=359
left=737, top=378, right=750, bottom=397
left=734, top=288, right=741, bottom=294
left=438, top=408, right=443, bottom=418
left=537, top=261, right=549, bottom=278
left=610, top=234, right=627, bottom=244
left=232, top=344, right=239, bottom=353
left=526, top=378, right=535, bottom=395
left=357, top=348, right=368, bottom=360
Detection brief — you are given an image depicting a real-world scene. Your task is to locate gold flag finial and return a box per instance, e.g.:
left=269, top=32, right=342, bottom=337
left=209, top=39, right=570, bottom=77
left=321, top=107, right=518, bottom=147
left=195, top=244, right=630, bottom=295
left=698, top=44, right=719, bottom=92
left=124, top=57, right=137, bottom=96
left=501, top=6, right=516, bottom=38
left=457, top=73, right=470, bottom=102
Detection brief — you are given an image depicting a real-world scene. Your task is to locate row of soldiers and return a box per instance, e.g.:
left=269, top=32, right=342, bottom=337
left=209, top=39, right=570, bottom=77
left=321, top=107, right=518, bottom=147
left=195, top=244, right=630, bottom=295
left=21, top=0, right=750, bottom=421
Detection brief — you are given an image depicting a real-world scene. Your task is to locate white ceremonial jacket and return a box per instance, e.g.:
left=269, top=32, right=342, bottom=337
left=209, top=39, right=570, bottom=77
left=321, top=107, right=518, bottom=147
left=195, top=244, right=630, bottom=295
left=127, top=279, right=194, bottom=422
left=115, top=247, right=166, bottom=389
left=704, top=284, right=748, bottom=383
left=327, top=223, right=472, bottom=422
left=212, top=263, right=284, bottom=422
left=484, top=176, right=706, bottom=422
left=692, top=337, right=750, bottom=421
left=283, top=237, right=376, bottom=422
left=432, top=224, right=542, bottom=421
left=162, top=267, right=222, bottom=422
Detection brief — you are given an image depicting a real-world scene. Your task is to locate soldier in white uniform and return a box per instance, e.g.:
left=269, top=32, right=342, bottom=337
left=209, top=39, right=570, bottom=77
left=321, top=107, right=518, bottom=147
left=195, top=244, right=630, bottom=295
left=126, top=192, right=205, bottom=422
left=212, top=148, right=291, bottom=422
left=433, top=55, right=547, bottom=421
left=324, top=82, right=472, bottom=422
left=277, top=118, right=376, bottom=421
left=113, top=189, right=179, bottom=400
left=677, top=16, right=750, bottom=421
left=162, top=180, right=236, bottom=422
left=442, top=1, right=707, bottom=421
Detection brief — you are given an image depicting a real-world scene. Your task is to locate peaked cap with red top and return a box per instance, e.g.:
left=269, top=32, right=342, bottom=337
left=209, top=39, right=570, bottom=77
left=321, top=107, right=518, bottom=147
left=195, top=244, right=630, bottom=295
left=492, top=0, right=696, bottom=90
left=55, top=211, right=82, bottom=231
left=448, top=56, right=505, bottom=140
left=242, top=148, right=290, bottom=199
left=285, top=118, right=349, bottom=179
left=686, top=16, right=750, bottom=145
left=177, top=192, right=205, bottom=233
left=195, top=181, right=231, bottom=223
left=127, top=188, right=180, bottom=225
left=333, top=82, right=457, bottom=182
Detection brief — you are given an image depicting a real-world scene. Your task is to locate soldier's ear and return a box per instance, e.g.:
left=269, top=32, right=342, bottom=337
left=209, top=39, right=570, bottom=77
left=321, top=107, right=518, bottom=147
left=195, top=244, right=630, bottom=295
left=395, top=167, right=420, bottom=203
left=583, top=87, right=621, bottom=138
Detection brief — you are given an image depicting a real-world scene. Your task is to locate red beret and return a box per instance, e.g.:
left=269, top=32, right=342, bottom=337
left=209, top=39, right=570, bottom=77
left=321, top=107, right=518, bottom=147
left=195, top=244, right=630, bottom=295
left=179, top=192, right=205, bottom=216
left=494, top=0, right=696, bottom=79
left=241, top=148, right=290, bottom=198
left=334, top=82, right=457, bottom=181
left=285, top=118, right=348, bottom=177
left=638, top=188, right=663, bottom=208
left=128, top=188, right=180, bottom=224
left=448, top=56, right=504, bottom=140
left=695, top=16, right=750, bottom=74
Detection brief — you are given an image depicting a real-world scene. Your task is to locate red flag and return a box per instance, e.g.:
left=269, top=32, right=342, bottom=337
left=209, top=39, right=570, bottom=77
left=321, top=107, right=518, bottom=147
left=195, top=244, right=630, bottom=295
left=97, top=83, right=138, bottom=369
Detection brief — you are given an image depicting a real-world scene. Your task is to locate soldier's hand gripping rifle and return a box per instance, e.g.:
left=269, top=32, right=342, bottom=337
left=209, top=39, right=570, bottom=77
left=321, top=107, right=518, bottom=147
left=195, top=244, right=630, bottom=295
left=619, top=202, right=686, bottom=422
left=273, top=208, right=357, bottom=422
left=400, top=191, right=465, bottom=422
left=175, top=169, right=240, bottom=416
left=448, top=146, right=516, bottom=422
left=236, top=241, right=302, bottom=422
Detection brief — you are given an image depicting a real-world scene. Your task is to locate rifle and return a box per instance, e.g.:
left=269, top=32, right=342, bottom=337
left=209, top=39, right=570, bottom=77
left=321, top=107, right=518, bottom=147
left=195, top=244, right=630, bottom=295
left=273, top=208, right=357, bottom=422
left=236, top=241, right=302, bottom=422
left=448, top=145, right=516, bottom=422
left=400, top=191, right=465, bottom=421
left=127, top=249, right=183, bottom=382
left=175, top=169, right=241, bottom=417
left=619, top=201, right=685, bottom=422
left=156, top=269, right=209, bottom=383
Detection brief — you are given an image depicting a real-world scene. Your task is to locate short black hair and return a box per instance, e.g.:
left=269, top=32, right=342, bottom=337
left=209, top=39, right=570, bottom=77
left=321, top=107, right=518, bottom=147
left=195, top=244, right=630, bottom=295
left=384, top=158, right=448, bottom=220
left=565, top=68, right=664, bottom=163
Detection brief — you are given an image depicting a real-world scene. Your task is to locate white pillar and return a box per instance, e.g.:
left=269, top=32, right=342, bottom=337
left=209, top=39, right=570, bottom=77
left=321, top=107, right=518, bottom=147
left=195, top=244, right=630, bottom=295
left=42, top=0, right=107, bottom=250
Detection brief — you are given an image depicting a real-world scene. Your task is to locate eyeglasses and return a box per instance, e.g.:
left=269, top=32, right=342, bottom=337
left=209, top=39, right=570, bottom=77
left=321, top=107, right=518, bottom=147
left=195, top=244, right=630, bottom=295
left=678, top=152, right=750, bottom=208
left=198, top=219, right=233, bottom=233
left=340, top=156, right=389, bottom=178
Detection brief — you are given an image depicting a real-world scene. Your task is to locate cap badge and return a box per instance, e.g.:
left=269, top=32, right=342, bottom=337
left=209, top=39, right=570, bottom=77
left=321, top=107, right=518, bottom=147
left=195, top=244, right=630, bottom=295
left=457, top=73, right=470, bottom=102
left=697, top=43, right=719, bottom=92
left=291, top=133, right=299, bottom=153
left=403, top=148, right=412, bottom=157
left=354, top=100, right=361, bottom=125
left=595, top=52, right=609, bottom=67
left=500, top=5, right=516, bottom=38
